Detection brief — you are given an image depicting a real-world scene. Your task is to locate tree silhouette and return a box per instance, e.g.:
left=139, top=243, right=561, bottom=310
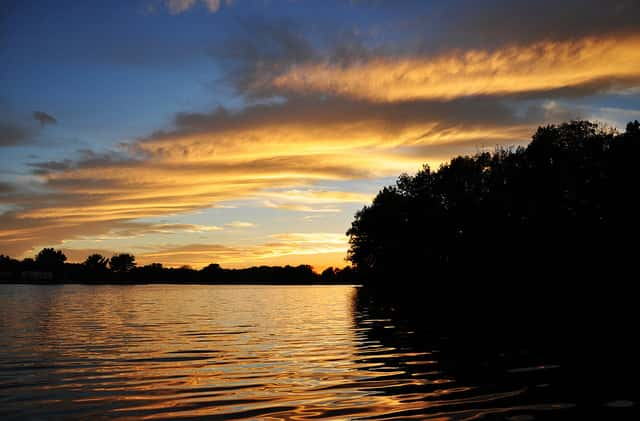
left=321, top=267, right=336, bottom=282
left=347, top=120, right=640, bottom=286
left=83, top=254, right=109, bottom=271
left=1, top=251, right=357, bottom=284
left=0, top=255, right=20, bottom=273
left=35, top=248, right=67, bottom=270
left=109, top=253, right=136, bottom=272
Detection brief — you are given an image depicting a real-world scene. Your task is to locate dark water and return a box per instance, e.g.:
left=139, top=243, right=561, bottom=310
left=0, top=284, right=636, bottom=420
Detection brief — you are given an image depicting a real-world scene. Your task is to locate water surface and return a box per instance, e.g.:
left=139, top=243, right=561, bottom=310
left=0, top=284, right=635, bottom=420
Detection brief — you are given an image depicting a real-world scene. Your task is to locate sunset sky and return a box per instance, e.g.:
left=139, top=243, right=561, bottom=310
left=2, top=0, right=640, bottom=269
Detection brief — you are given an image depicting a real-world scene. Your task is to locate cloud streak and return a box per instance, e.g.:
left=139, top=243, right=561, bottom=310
left=270, top=36, right=640, bottom=102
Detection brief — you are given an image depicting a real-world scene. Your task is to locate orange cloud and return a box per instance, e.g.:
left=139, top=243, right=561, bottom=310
left=271, top=36, right=640, bottom=101
left=8, top=33, right=636, bottom=263
left=17, top=98, right=527, bottom=227
left=0, top=95, right=542, bottom=260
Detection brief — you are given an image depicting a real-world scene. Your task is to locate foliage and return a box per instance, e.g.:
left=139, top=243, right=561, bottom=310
left=0, top=250, right=357, bottom=284
left=109, top=253, right=137, bottom=273
left=83, top=254, right=109, bottom=271
left=347, top=120, right=640, bottom=285
left=34, top=248, right=67, bottom=269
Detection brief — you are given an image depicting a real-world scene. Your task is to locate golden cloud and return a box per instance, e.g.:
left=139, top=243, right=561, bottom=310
left=7, top=34, right=638, bottom=264
left=0, top=98, right=544, bottom=261
left=15, top=96, right=529, bottom=230
left=271, top=36, right=640, bottom=102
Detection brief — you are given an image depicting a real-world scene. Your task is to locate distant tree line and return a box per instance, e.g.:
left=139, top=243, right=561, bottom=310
left=347, top=120, right=640, bottom=303
left=0, top=249, right=357, bottom=284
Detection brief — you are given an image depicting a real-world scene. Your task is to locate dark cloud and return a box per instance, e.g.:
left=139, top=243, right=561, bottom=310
left=148, top=95, right=522, bottom=142
left=28, top=150, right=139, bottom=176
left=32, top=111, right=57, bottom=127
left=210, top=17, right=392, bottom=98
left=354, top=0, right=640, bottom=52
left=28, top=160, right=73, bottom=175
left=210, top=17, right=316, bottom=98
left=439, top=0, right=640, bottom=49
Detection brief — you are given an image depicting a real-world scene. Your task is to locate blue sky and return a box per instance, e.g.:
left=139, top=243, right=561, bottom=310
left=2, top=0, right=640, bottom=268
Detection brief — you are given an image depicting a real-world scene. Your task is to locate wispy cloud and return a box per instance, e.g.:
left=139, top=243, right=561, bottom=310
left=270, top=36, right=640, bottom=102
left=224, top=221, right=255, bottom=228
left=263, top=201, right=341, bottom=213
left=90, top=222, right=224, bottom=239
left=260, top=189, right=372, bottom=213
left=32, top=111, right=57, bottom=127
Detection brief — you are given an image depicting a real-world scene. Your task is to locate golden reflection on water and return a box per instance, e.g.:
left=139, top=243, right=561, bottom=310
left=0, top=285, right=565, bottom=420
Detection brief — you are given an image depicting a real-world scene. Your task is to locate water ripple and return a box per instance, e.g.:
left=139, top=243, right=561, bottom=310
left=0, top=284, right=631, bottom=420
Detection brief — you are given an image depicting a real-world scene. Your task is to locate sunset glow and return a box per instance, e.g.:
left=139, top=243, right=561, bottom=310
left=2, top=0, right=640, bottom=269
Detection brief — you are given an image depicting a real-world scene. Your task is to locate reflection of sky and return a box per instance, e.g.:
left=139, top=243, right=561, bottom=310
left=2, top=0, right=640, bottom=268
left=2, top=284, right=483, bottom=419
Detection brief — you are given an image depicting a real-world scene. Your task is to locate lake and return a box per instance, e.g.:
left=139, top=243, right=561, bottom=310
left=0, top=284, right=636, bottom=420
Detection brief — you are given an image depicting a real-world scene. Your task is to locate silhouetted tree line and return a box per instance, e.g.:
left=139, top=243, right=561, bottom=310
left=348, top=120, right=640, bottom=280
left=0, top=249, right=358, bottom=284
left=351, top=117, right=640, bottom=412
left=347, top=120, right=640, bottom=331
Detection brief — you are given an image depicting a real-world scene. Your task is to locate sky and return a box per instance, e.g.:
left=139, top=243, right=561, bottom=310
left=1, top=0, right=640, bottom=270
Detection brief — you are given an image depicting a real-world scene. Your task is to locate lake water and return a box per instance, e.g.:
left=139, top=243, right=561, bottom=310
left=0, top=284, right=636, bottom=420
